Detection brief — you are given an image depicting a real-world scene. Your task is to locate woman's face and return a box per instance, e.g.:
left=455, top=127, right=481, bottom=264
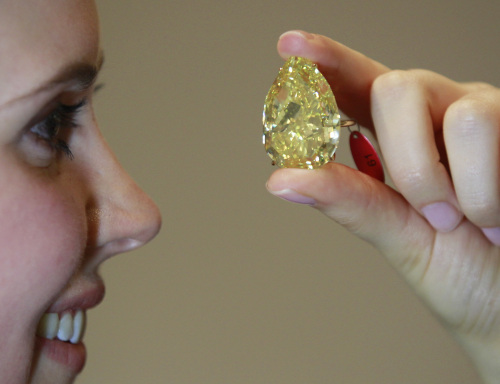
left=0, top=1, right=161, bottom=383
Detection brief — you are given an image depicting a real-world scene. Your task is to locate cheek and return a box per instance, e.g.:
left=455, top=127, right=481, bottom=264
left=0, top=179, right=86, bottom=327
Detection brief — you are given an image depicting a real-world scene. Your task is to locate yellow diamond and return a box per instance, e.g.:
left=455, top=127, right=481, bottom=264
left=263, top=56, right=341, bottom=169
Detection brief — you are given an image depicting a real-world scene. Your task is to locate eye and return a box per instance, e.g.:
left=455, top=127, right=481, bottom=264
left=34, top=100, right=87, bottom=158
left=21, top=99, right=87, bottom=167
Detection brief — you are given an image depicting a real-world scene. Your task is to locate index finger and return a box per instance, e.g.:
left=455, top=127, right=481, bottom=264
left=277, top=30, right=390, bottom=130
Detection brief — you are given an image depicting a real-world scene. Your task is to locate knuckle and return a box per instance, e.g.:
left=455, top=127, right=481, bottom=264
left=372, top=70, right=420, bottom=99
left=445, top=95, right=500, bottom=139
left=446, top=97, right=487, bottom=121
left=390, top=162, right=450, bottom=203
left=391, top=165, right=427, bottom=191
left=462, top=193, right=500, bottom=225
left=371, top=69, right=434, bottom=97
left=445, top=99, right=486, bottom=137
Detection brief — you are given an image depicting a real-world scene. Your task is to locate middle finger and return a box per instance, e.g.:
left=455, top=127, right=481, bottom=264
left=371, top=69, right=468, bottom=232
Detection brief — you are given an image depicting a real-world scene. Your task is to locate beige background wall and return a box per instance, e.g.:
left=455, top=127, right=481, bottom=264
left=79, top=0, right=500, bottom=383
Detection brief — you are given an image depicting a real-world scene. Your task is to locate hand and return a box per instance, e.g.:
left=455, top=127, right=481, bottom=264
left=266, top=30, right=500, bottom=383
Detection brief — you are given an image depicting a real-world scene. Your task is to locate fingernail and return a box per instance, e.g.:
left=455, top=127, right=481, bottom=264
left=279, top=30, right=315, bottom=41
left=421, top=202, right=463, bottom=233
left=268, top=188, right=316, bottom=205
left=482, top=227, right=500, bottom=246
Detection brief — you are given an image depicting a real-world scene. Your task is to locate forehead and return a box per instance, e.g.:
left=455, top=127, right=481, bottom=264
left=0, top=0, right=99, bottom=105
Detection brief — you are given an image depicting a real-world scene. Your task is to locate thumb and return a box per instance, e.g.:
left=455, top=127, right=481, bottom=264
left=266, top=164, right=435, bottom=278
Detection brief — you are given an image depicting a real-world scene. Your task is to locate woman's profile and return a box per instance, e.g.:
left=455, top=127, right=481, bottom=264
left=0, top=1, right=161, bottom=382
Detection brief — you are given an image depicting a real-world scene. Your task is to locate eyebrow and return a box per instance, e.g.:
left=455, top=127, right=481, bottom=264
left=46, top=50, right=105, bottom=91
left=3, top=50, right=105, bottom=108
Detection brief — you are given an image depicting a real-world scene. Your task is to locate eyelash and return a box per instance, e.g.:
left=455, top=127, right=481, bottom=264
left=31, top=99, right=87, bottom=160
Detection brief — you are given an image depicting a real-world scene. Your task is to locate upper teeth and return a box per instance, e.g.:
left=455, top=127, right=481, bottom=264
left=36, top=310, right=86, bottom=344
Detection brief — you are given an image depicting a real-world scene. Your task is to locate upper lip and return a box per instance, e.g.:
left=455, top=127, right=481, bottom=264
left=45, top=277, right=106, bottom=314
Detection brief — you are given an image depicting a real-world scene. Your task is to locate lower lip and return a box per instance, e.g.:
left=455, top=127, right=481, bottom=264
left=35, top=337, right=87, bottom=373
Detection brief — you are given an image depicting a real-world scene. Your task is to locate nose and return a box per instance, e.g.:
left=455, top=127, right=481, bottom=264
left=84, top=131, right=162, bottom=263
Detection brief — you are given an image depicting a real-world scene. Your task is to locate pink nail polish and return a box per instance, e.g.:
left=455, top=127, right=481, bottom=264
left=482, top=227, right=500, bottom=246
left=279, top=30, right=314, bottom=41
left=268, top=188, right=316, bottom=205
left=421, top=202, right=463, bottom=233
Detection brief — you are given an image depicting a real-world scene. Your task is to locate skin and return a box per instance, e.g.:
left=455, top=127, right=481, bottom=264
left=267, top=30, right=500, bottom=383
left=0, top=1, right=161, bottom=383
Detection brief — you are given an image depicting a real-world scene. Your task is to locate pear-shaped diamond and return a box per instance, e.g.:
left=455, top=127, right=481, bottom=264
left=263, top=56, right=341, bottom=169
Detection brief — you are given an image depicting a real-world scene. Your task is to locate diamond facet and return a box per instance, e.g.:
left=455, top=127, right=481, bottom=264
left=263, top=56, right=341, bottom=169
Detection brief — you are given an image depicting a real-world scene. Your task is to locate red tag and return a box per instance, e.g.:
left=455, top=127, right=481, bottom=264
left=349, top=131, right=384, bottom=182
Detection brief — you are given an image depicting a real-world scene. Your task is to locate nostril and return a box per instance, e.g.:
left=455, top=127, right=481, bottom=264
left=119, top=238, right=143, bottom=252
left=100, top=238, right=145, bottom=258
left=116, top=207, right=162, bottom=255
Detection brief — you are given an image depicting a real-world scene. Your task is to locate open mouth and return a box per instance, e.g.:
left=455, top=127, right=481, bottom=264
left=36, top=310, right=86, bottom=344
